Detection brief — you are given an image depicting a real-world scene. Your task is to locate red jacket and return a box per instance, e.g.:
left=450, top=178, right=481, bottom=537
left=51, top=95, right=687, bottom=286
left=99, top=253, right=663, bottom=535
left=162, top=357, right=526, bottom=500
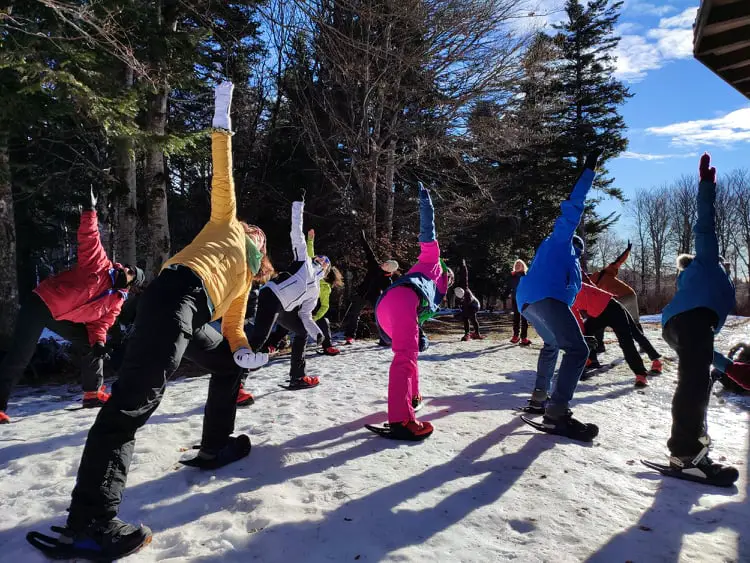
left=34, top=211, right=127, bottom=346
left=572, top=283, right=613, bottom=330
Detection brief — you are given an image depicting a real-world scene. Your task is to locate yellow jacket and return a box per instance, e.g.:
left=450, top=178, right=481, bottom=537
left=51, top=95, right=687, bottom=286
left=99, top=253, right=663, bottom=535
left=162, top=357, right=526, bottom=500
left=163, top=131, right=251, bottom=351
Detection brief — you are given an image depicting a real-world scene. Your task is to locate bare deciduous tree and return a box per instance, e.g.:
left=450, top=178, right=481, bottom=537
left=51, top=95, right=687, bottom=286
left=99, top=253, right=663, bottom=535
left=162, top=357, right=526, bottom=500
left=669, top=174, right=696, bottom=255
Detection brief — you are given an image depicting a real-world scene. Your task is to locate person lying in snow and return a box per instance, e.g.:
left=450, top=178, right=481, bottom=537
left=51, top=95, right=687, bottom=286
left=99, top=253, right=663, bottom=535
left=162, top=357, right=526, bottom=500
left=515, top=151, right=600, bottom=442
left=342, top=230, right=399, bottom=344
left=455, top=258, right=486, bottom=342
left=657, top=153, right=750, bottom=487
left=572, top=280, right=662, bottom=388
left=31, top=81, right=274, bottom=561
left=0, top=190, right=145, bottom=424
left=248, top=200, right=331, bottom=390
left=372, top=182, right=453, bottom=441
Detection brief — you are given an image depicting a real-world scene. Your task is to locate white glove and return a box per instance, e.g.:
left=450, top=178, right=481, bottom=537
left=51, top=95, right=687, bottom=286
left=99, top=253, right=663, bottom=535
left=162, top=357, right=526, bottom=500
left=213, top=81, right=234, bottom=131
left=233, top=347, right=268, bottom=370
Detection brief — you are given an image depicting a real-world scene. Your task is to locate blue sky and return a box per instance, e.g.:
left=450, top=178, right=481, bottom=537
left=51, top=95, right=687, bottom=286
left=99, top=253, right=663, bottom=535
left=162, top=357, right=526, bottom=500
left=532, top=0, right=750, bottom=234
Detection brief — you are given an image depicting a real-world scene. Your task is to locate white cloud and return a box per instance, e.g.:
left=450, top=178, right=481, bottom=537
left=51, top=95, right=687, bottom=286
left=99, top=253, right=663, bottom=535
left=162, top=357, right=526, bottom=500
left=614, top=7, right=698, bottom=82
left=625, top=2, right=677, bottom=17
left=619, top=151, right=699, bottom=161
left=646, top=107, right=750, bottom=147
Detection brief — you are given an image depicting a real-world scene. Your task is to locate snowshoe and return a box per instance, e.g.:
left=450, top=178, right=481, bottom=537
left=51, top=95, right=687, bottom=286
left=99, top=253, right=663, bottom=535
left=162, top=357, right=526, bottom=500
left=641, top=455, right=738, bottom=488
left=515, top=398, right=546, bottom=415
left=344, top=338, right=354, bottom=346
left=27, top=518, right=152, bottom=561
left=461, top=334, right=471, bottom=342
left=318, top=346, right=340, bottom=356
left=510, top=336, right=520, bottom=344
left=0, top=411, right=9, bottom=424
left=519, top=338, right=531, bottom=346
left=279, top=375, right=320, bottom=391
left=634, top=374, right=649, bottom=388
left=470, top=332, right=486, bottom=340
left=649, top=359, right=663, bottom=376
left=82, top=386, right=110, bottom=409
left=180, top=434, right=251, bottom=470
left=365, top=420, right=433, bottom=441
left=521, top=412, right=599, bottom=443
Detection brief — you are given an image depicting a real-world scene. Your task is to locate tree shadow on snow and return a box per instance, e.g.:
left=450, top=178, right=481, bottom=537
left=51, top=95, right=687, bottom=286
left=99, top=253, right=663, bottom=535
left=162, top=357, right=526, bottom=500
left=419, top=343, right=517, bottom=362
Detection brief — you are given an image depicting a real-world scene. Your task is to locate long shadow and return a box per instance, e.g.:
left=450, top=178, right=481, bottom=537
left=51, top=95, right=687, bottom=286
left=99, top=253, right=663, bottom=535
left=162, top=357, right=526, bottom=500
left=420, top=343, right=518, bottom=362
left=587, top=416, right=750, bottom=562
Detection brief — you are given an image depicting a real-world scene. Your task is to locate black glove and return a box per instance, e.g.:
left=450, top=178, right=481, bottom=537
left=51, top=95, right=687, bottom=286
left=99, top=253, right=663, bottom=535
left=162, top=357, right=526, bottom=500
left=91, top=342, right=110, bottom=360
left=627, top=240, right=633, bottom=251
left=584, top=151, right=603, bottom=172
left=87, top=186, right=98, bottom=211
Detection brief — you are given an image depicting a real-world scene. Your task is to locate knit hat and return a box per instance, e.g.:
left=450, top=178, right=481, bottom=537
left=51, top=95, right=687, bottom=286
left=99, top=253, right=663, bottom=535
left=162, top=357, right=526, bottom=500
left=381, top=260, right=399, bottom=273
left=454, top=287, right=465, bottom=299
left=125, top=265, right=146, bottom=288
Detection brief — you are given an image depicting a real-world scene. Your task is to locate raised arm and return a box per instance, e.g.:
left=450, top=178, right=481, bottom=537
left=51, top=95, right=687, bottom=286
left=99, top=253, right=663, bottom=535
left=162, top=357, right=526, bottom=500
left=307, top=230, right=315, bottom=259
left=290, top=201, right=308, bottom=262
left=458, top=259, right=469, bottom=289
left=360, top=230, right=379, bottom=269
left=77, top=208, right=111, bottom=273
left=416, top=182, right=440, bottom=264
left=608, top=241, right=632, bottom=272
left=209, top=82, right=237, bottom=224
left=694, top=153, right=719, bottom=263
left=549, top=153, right=599, bottom=244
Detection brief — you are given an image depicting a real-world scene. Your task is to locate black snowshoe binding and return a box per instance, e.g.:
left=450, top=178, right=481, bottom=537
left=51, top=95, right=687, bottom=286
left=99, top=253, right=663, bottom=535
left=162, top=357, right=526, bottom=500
left=412, top=394, right=423, bottom=413
left=642, top=444, right=739, bottom=488
left=27, top=518, right=152, bottom=561
left=515, top=398, right=547, bottom=415
left=521, top=410, right=599, bottom=442
left=180, top=434, right=251, bottom=470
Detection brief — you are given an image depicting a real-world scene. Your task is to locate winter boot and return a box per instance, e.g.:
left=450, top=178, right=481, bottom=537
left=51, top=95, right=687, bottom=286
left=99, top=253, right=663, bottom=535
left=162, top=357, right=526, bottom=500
left=82, top=386, right=110, bottom=408
left=0, top=411, right=9, bottom=424
left=27, top=518, right=153, bottom=561
left=649, top=359, right=663, bottom=375
left=520, top=338, right=531, bottom=346
left=634, top=374, right=649, bottom=388
left=461, top=333, right=471, bottom=342
left=180, top=435, right=252, bottom=470
left=322, top=346, right=341, bottom=356
left=510, top=335, right=520, bottom=344
left=386, top=420, right=434, bottom=441
left=585, top=358, right=602, bottom=370
left=470, top=332, right=486, bottom=340
left=236, top=384, right=255, bottom=407
left=539, top=410, right=599, bottom=442
left=345, top=337, right=354, bottom=346
left=668, top=449, right=739, bottom=487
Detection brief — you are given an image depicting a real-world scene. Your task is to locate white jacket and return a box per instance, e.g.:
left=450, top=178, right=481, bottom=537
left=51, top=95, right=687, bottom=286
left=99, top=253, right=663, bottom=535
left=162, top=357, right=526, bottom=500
left=264, top=201, right=324, bottom=340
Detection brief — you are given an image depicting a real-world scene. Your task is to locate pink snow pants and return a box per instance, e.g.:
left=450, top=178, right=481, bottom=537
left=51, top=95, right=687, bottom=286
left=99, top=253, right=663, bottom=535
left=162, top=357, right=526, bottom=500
left=376, top=286, right=420, bottom=424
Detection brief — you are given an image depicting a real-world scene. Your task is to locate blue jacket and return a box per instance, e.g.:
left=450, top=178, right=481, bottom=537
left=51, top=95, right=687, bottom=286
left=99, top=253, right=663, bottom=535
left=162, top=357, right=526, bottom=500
left=516, top=169, right=595, bottom=310
left=662, top=179, right=735, bottom=334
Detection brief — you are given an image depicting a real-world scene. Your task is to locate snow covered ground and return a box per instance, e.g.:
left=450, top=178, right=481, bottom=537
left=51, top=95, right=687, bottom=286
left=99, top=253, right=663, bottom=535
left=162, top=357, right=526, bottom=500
left=1, top=318, right=749, bottom=562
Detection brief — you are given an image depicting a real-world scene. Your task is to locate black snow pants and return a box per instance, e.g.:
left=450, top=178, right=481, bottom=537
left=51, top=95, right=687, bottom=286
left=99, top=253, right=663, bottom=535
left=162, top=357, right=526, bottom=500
left=663, top=308, right=716, bottom=457
left=584, top=300, right=647, bottom=375
left=0, top=292, right=104, bottom=411
left=67, top=266, right=243, bottom=528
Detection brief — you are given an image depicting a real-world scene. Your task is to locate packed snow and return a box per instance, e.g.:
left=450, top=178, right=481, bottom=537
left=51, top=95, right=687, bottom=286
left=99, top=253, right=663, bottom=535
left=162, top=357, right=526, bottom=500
left=1, top=316, right=749, bottom=562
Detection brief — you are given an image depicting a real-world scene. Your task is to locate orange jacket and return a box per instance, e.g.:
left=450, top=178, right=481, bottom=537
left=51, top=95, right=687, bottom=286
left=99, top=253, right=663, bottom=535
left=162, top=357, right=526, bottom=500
left=592, top=245, right=635, bottom=298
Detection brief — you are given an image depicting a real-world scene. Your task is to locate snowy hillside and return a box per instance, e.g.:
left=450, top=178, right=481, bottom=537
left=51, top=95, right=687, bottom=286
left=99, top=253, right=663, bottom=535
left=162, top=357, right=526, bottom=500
left=1, top=317, right=749, bottom=562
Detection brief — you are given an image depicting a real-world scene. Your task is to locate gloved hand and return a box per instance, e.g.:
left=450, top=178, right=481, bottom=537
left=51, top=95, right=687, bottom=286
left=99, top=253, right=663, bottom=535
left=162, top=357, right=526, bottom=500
left=308, top=229, right=315, bottom=240
left=584, top=150, right=603, bottom=172
left=91, top=342, right=110, bottom=360
left=87, top=187, right=98, bottom=211
left=699, top=152, right=717, bottom=183
left=419, top=329, right=430, bottom=352
left=725, top=361, right=750, bottom=390
left=233, top=347, right=268, bottom=370
left=626, top=240, right=632, bottom=252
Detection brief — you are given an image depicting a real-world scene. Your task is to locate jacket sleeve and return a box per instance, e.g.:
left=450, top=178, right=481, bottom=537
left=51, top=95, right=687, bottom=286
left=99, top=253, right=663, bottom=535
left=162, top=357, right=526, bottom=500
left=313, top=282, right=331, bottom=321
left=609, top=244, right=632, bottom=273
left=418, top=183, right=436, bottom=243
left=713, top=351, right=732, bottom=373
left=550, top=168, right=595, bottom=244
left=360, top=231, right=380, bottom=269
left=77, top=211, right=111, bottom=273
left=209, top=131, right=237, bottom=224
left=458, top=259, right=469, bottom=289
left=222, top=287, right=252, bottom=351
left=307, top=233, right=315, bottom=258
left=85, top=297, right=123, bottom=346
left=291, top=201, right=308, bottom=262
left=299, top=296, right=324, bottom=340
left=694, top=178, right=719, bottom=263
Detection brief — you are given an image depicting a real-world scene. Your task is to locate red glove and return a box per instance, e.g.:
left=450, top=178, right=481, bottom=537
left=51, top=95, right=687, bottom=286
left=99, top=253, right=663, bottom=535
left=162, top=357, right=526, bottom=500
left=699, top=152, right=716, bottom=183
left=726, top=361, right=750, bottom=390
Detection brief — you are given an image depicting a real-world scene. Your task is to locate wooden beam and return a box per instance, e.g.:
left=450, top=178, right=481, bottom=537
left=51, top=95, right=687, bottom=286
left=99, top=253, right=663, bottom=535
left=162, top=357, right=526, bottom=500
left=720, top=66, right=750, bottom=83
left=714, top=46, right=750, bottom=71
left=696, top=25, right=750, bottom=55
left=705, top=1, right=750, bottom=33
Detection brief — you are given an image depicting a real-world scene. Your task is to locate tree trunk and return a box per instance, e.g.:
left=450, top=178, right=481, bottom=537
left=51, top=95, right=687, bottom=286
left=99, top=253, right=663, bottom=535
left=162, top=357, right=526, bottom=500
left=383, top=139, right=396, bottom=242
left=114, top=66, right=138, bottom=266
left=145, top=82, right=170, bottom=277
left=0, top=129, right=19, bottom=344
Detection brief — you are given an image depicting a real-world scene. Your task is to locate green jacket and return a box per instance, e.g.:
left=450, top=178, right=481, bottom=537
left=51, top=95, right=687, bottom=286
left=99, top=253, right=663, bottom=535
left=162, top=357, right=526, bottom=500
left=307, top=236, right=332, bottom=321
